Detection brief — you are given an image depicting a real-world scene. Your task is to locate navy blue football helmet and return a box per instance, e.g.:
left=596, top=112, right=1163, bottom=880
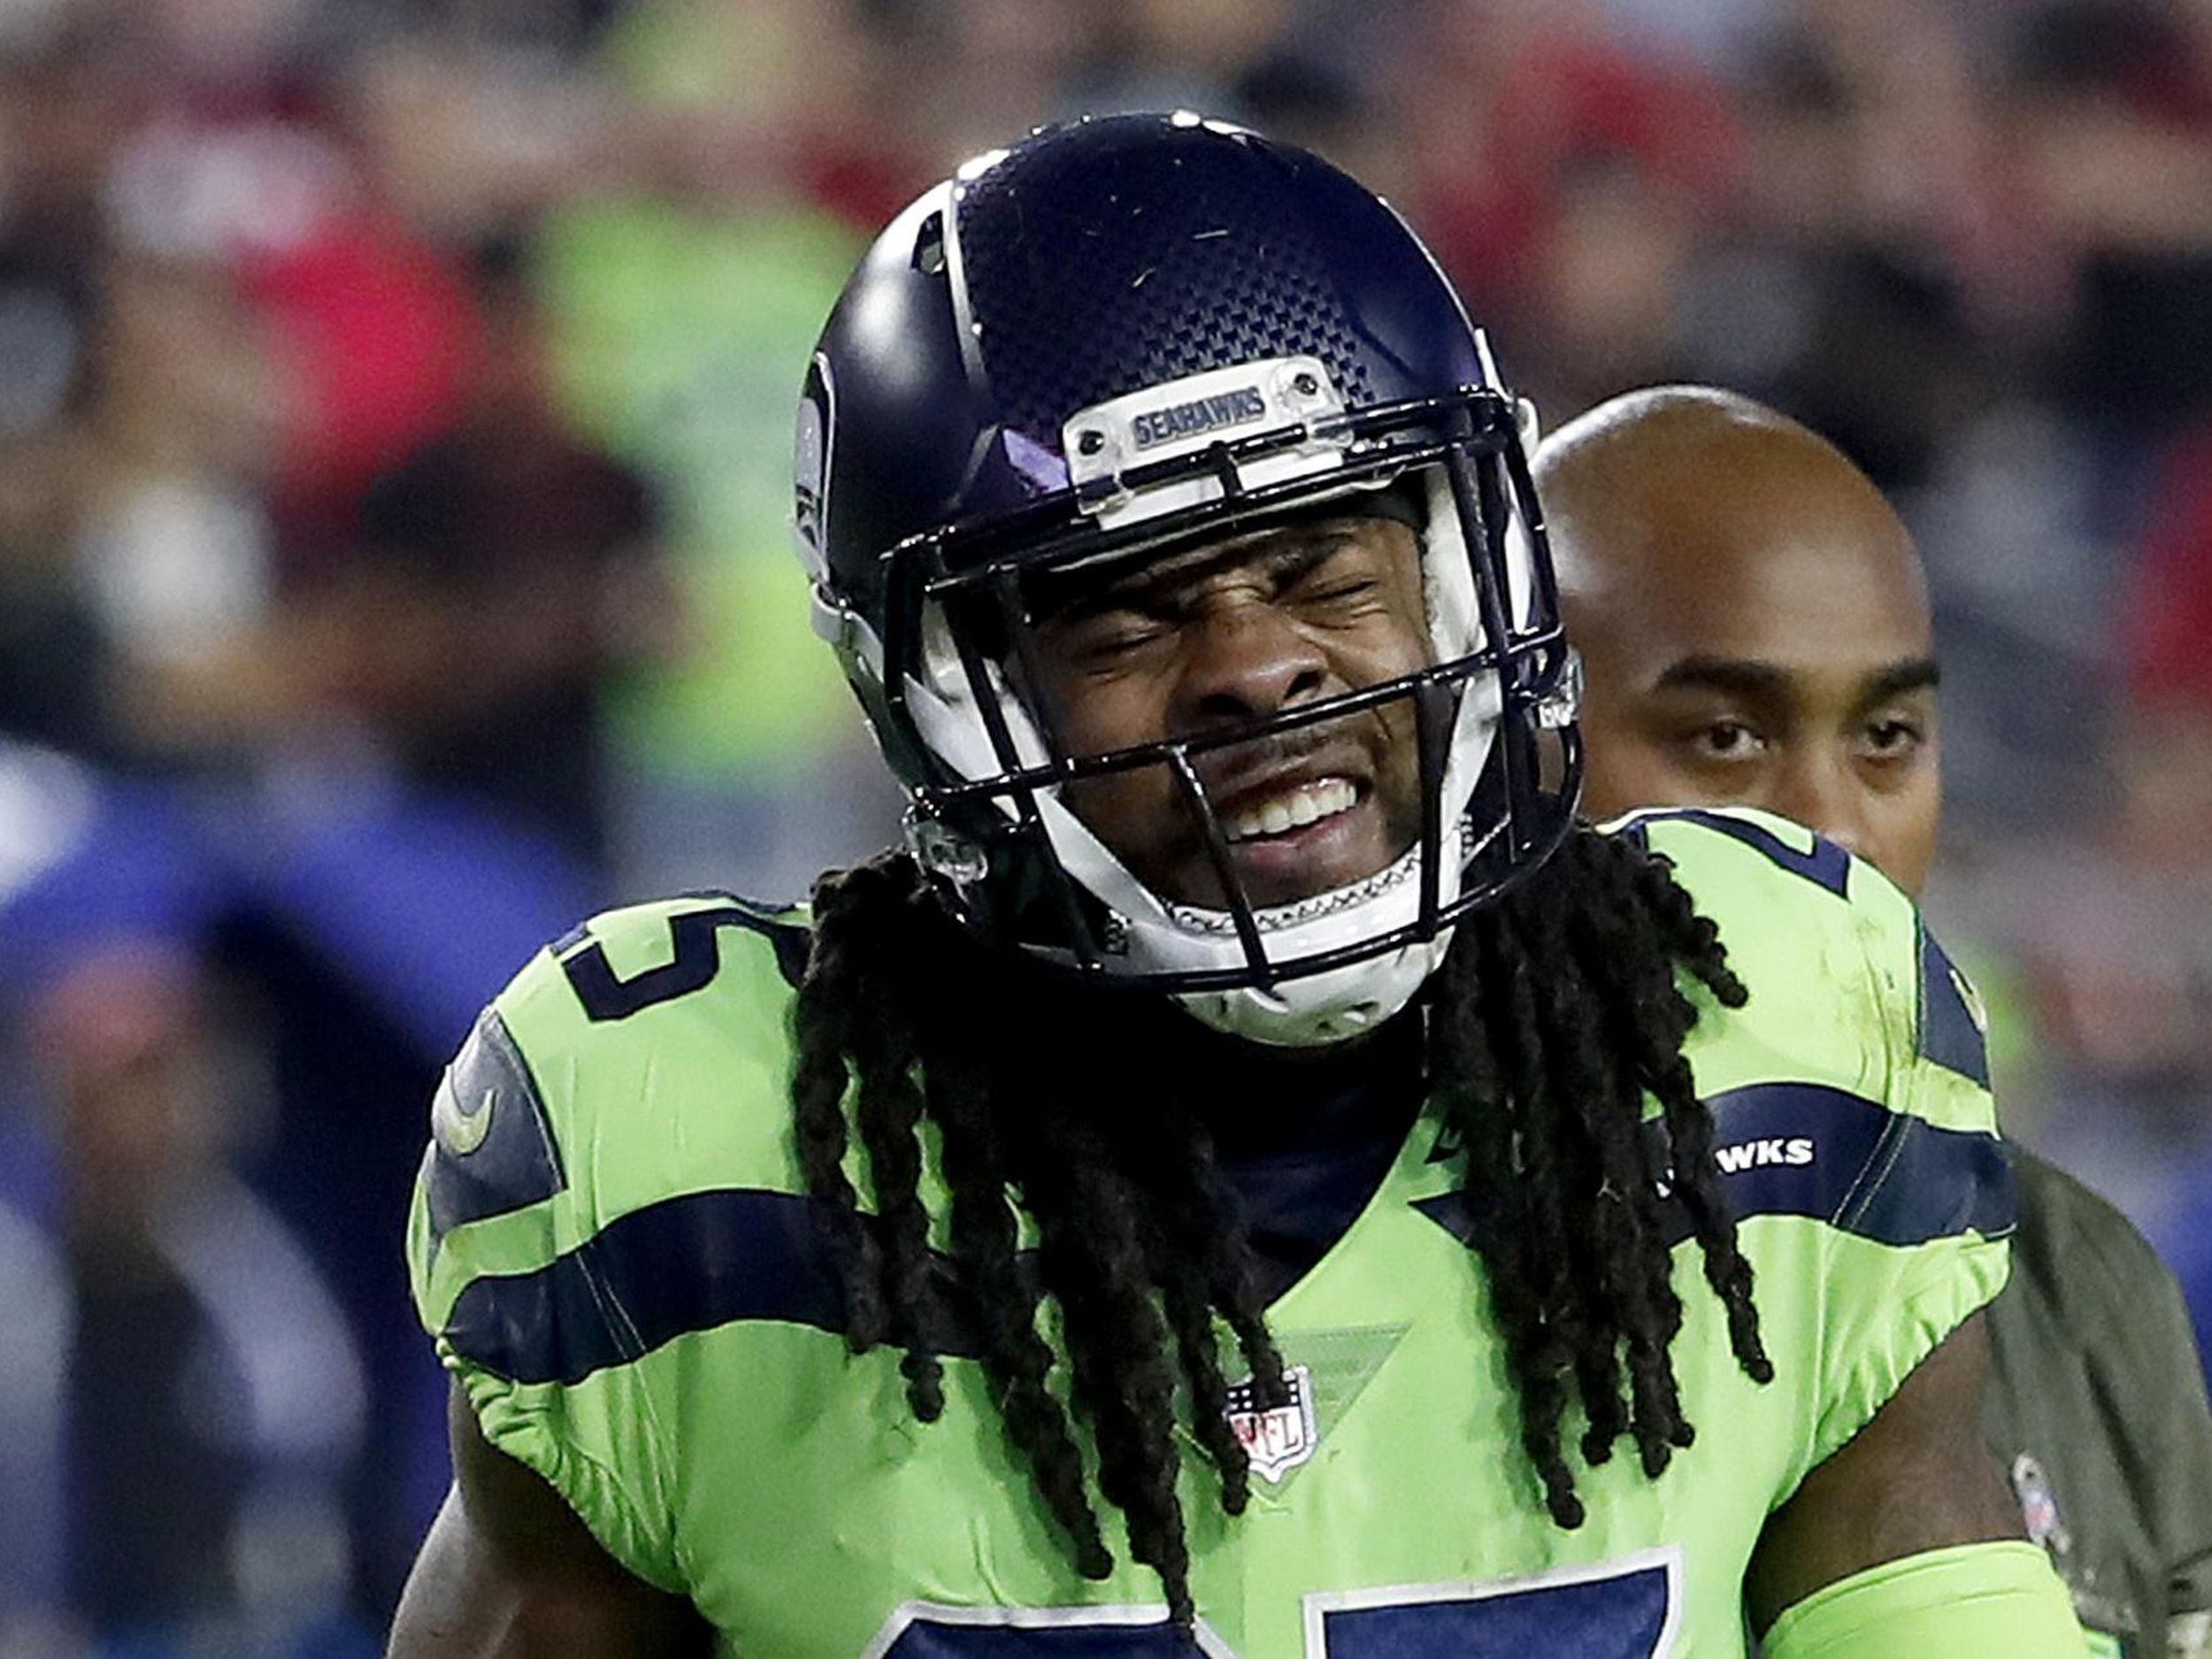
left=795, top=113, right=1579, bottom=1044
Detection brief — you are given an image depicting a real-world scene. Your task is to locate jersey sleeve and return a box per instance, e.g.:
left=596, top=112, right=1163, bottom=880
left=1763, top=1540, right=2085, bottom=1659
left=403, top=892, right=811, bottom=1594
left=1622, top=807, right=2016, bottom=1489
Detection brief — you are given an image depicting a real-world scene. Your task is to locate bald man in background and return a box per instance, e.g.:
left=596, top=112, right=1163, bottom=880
left=1540, top=385, right=2212, bottom=1659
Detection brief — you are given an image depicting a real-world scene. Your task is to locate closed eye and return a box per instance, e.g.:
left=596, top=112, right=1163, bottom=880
left=1286, top=545, right=1391, bottom=616
left=1063, top=608, right=1171, bottom=668
left=1302, top=578, right=1381, bottom=608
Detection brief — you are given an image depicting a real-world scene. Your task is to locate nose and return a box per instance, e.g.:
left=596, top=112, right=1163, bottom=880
left=1770, top=751, right=1870, bottom=863
left=1173, top=598, right=1330, bottom=729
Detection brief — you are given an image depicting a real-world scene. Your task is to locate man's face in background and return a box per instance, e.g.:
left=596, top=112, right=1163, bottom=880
left=1540, top=389, right=1941, bottom=898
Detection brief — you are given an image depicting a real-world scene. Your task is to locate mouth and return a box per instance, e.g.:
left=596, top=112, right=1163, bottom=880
left=1063, top=720, right=1417, bottom=912
left=1220, top=774, right=1363, bottom=844
left=1197, top=764, right=1398, bottom=908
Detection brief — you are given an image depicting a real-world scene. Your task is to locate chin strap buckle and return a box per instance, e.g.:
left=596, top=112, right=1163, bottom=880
left=903, top=810, right=989, bottom=888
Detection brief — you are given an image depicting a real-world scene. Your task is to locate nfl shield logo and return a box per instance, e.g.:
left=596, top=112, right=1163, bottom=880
left=1224, top=1364, right=1318, bottom=1482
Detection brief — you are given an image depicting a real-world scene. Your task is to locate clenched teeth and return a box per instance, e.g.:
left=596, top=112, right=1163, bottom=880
left=1222, top=777, right=1359, bottom=842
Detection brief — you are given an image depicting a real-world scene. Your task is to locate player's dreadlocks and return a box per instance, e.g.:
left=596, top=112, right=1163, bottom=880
left=788, top=824, right=1771, bottom=1627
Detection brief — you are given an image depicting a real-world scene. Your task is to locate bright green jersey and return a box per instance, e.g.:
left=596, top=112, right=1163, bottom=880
left=406, top=807, right=2013, bottom=1658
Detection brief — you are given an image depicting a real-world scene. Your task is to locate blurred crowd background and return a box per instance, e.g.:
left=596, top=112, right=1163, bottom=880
left=4, top=0, right=2212, bottom=1652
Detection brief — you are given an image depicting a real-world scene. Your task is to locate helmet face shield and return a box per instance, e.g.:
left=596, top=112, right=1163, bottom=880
left=798, top=115, right=1584, bottom=1041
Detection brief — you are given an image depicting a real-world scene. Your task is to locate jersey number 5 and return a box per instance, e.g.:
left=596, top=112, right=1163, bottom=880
left=559, top=902, right=809, bottom=1021
left=868, top=1552, right=1679, bottom=1659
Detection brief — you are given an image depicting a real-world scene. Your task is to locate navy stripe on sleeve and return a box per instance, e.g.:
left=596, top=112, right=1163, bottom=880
left=1702, top=1080, right=2013, bottom=1242
left=442, top=1188, right=987, bottom=1386
left=1416, top=1081, right=2015, bottom=1252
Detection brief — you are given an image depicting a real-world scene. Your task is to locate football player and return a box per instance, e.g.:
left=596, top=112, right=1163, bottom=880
left=389, top=118, right=2080, bottom=1656
left=1540, top=382, right=2212, bottom=1659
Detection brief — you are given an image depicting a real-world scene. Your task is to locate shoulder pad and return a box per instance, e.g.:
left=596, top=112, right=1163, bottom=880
left=1616, top=810, right=1993, bottom=1094
left=1609, top=804, right=2000, bottom=1139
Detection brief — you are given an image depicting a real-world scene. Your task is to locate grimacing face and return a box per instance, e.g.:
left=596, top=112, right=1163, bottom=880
left=1020, top=512, right=1433, bottom=912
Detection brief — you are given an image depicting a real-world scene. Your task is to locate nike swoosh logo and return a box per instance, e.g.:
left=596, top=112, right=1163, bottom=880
left=434, top=1076, right=495, bottom=1157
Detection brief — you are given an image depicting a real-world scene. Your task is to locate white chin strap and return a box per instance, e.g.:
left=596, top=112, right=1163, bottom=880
left=1033, top=787, right=1485, bottom=1048
left=1171, top=854, right=1463, bottom=1047
left=1182, top=956, right=1439, bottom=1044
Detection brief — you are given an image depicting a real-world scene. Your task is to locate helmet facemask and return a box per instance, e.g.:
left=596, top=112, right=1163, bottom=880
left=824, top=357, right=1582, bottom=1046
